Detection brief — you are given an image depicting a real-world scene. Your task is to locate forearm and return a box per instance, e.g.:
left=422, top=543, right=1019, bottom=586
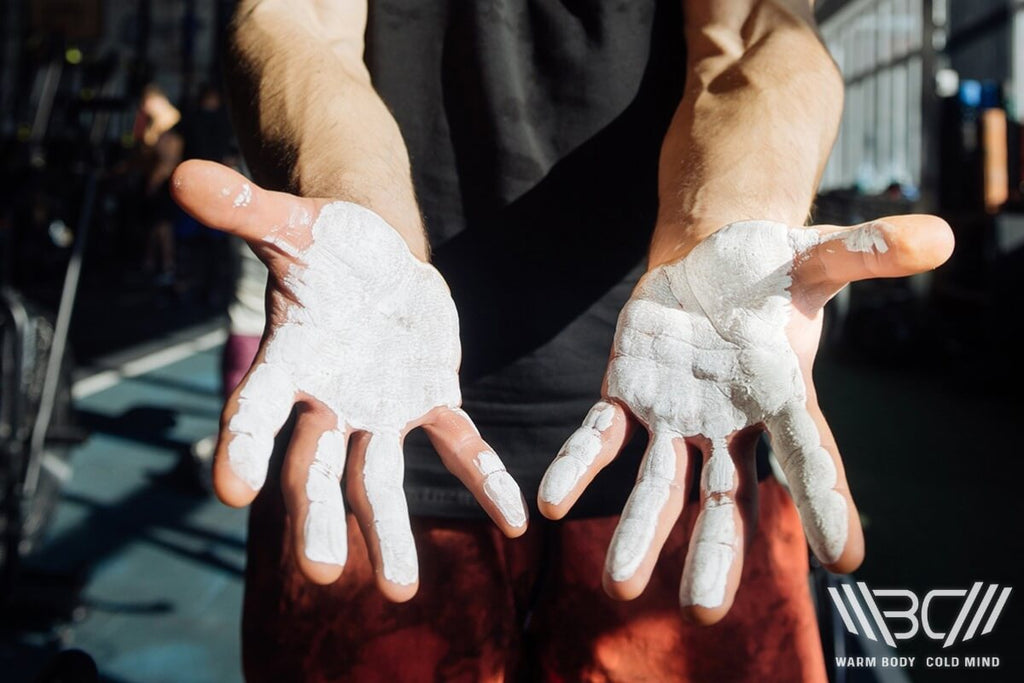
left=227, top=0, right=426, bottom=258
left=650, top=0, right=841, bottom=267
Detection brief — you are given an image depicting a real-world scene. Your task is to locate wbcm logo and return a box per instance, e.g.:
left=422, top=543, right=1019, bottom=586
left=827, top=582, right=1012, bottom=649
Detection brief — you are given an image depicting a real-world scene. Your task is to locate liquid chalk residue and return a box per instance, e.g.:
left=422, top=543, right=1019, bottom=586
left=678, top=438, right=737, bottom=607
left=304, top=429, right=348, bottom=565
left=474, top=451, right=526, bottom=528
left=233, top=182, right=252, bottom=208
left=606, top=430, right=677, bottom=581
left=364, top=432, right=418, bottom=585
left=539, top=401, right=616, bottom=505
left=604, top=220, right=867, bottom=605
left=830, top=222, right=890, bottom=254
left=227, top=201, right=477, bottom=583
left=679, top=498, right=736, bottom=607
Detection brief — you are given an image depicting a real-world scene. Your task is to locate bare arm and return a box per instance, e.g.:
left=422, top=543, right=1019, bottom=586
left=226, top=0, right=426, bottom=258
left=651, top=0, right=839, bottom=266
left=539, top=0, right=954, bottom=625
left=172, top=1, right=529, bottom=599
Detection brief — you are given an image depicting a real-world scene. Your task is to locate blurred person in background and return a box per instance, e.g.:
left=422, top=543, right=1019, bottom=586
left=176, top=83, right=242, bottom=307
left=136, top=83, right=183, bottom=288
left=180, top=83, right=237, bottom=168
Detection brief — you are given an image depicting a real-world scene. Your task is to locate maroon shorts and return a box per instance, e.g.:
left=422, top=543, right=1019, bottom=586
left=242, top=477, right=826, bottom=682
left=222, top=333, right=262, bottom=395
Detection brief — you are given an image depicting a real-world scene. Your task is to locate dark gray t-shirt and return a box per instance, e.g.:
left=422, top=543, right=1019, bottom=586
left=365, top=0, right=686, bottom=517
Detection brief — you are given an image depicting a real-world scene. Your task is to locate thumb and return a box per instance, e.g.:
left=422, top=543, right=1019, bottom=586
left=170, top=159, right=320, bottom=252
left=795, top=214, right=954, bottom=288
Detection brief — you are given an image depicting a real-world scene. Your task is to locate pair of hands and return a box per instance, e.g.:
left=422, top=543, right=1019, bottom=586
left=172, top=160, right=953, bottom=622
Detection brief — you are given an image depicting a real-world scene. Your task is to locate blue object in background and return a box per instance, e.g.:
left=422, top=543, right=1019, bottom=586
left=959, top=79, right=982, bottom=108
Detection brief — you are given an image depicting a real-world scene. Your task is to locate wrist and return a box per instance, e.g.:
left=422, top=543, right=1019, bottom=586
left=228, top=4, right=427, bottom=261
left=293, top=153, right=427, bottom=262
left=647, top=216, right=817, bottom=271
left=647, top=220, right=715, bottom=269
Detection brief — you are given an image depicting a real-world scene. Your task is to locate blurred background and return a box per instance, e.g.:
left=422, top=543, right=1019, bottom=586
left=0, top=0, right=1021, bottom=681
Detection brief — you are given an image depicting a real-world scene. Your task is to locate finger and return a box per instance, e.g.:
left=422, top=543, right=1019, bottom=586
left=678, top=433, right=759, bottom=624
left=170, top=159, right=319, bottom=256
left=537, top=400, right=632, bottom=518
left=345, top=430, right=418, bottom=601
left=603, top=429, right=688, bottom=600
left=765, top=399, right=864, bottom=574
left=281, top=406, right=349, bottom=584
left=214, top=347, right=296, bottom=506
left=422, top=407, right=528, bottom=536
left=795, top=215, right=954, bottom=290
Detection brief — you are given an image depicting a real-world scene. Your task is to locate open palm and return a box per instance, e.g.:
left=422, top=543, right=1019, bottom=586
left=172, top=160, right=527, bottom=600
left=539, top=215, right=954, bottom=622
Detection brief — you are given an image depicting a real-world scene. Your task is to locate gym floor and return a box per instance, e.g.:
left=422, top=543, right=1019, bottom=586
left=3, top=325, right=245, bottom=683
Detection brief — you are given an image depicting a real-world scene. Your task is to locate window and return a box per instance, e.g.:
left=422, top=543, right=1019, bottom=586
left=820, top=0, right=926, bottom=192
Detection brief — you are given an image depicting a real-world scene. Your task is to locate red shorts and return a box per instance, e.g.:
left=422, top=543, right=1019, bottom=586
left=222, top=333, right=262, bottom=396
left=241, top=478, right=826, bottom=682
